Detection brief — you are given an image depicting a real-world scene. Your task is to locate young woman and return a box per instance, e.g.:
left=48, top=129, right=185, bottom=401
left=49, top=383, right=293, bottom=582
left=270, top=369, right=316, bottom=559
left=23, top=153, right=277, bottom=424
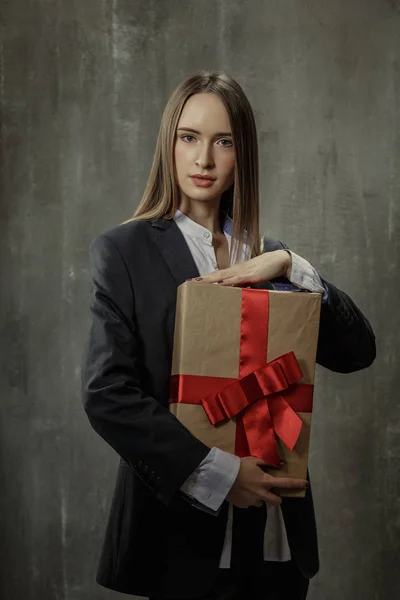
left=82, top=71, right=376, bottom=600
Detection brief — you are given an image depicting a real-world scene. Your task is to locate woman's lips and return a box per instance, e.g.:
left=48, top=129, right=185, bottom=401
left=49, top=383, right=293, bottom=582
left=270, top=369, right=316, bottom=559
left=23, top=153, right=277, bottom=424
left=191, top=176, right=214, bottom=187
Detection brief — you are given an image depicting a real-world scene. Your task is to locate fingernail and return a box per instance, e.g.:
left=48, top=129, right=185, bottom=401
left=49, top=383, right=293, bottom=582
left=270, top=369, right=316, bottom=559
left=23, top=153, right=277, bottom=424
left=195, top=277, right=203, bottom=281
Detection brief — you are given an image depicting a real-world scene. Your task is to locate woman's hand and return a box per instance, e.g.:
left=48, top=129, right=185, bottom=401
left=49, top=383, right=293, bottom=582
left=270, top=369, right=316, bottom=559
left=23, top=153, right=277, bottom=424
left=190, top=250, right=292, bottom=287
left=226, top=457, right=308, bottom=508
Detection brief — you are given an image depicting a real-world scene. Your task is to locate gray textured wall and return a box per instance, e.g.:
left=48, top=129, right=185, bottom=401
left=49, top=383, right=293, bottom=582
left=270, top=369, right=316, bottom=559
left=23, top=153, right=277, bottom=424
left=1, top=1, right=399, bottom=599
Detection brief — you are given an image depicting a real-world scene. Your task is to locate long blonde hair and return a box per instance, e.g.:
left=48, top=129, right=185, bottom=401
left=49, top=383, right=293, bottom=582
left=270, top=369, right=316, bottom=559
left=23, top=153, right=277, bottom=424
left=125, top=70, right=261, bottom=262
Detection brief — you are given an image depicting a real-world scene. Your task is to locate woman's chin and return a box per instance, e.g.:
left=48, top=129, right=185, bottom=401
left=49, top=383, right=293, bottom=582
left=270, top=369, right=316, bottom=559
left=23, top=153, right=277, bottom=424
left=179, top=187, right=222, bottom=203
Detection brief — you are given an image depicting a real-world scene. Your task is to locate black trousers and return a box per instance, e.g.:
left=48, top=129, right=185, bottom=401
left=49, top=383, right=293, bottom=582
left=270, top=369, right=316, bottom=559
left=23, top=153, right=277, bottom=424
left=149, top=560, right=309, bottom=600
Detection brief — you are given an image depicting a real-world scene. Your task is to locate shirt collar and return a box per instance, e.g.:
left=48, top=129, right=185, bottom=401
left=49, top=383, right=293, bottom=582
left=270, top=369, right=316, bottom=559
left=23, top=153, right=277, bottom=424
left=174, top=209, right=232, bottom=240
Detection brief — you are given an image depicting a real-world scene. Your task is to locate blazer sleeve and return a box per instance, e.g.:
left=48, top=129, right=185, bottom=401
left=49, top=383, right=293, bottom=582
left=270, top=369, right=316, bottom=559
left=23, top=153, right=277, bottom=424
left=81, top=234, right=210, bottom=507
left=314, top=278, right=376, bottom=373
left=276, top=239, right=376, bottom=373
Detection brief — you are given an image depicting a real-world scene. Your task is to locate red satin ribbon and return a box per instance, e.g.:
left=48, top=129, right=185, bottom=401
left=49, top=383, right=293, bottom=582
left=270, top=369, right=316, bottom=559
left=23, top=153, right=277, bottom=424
left=169, top=288, right=313, bottom=466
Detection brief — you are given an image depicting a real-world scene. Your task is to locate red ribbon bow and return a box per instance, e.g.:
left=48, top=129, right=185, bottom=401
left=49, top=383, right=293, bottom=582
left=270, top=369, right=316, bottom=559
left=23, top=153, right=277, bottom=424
left=200, top=351, right=307, bottom=466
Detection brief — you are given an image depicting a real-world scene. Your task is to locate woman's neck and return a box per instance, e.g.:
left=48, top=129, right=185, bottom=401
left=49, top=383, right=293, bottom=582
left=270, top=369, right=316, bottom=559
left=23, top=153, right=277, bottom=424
left=178, top=199, right=222, bottom=234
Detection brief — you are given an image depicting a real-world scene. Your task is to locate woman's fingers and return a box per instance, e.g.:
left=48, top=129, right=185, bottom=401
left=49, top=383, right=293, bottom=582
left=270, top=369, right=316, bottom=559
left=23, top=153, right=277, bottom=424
left=189, top=271, right=228, bottom=284
left=262, top=491, right=282, bottom=506
left=264, top=476, right=308, bottom=489
left=257, top=460, right=285, bottom=471
left=217, top=276, right=249, bottom=286
left=253, top=500, right=265, bottom=507
left=189, top=274, right=252, bottom=287
left=189, top=265, right=248, bottom=284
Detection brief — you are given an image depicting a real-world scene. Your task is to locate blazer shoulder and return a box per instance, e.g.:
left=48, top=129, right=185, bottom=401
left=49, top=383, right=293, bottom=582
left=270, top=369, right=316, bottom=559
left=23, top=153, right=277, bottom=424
left=90, top=219, right=154, bottom=255
left=261, top=235, right=288, bottom=253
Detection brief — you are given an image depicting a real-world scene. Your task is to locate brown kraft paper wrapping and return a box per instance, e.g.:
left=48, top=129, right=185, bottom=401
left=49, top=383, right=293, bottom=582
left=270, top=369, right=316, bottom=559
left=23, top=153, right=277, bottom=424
left=169, top=282, right=321, bottom=498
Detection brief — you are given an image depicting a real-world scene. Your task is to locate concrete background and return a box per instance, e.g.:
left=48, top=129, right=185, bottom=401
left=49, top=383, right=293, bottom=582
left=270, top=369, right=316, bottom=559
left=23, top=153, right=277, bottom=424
left=0, top=1, right=399, bottom=598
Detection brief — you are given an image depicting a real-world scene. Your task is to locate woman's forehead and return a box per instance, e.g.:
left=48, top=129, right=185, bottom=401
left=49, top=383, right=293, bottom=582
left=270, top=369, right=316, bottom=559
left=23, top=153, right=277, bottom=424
left=178, top=93, right=231, bottom=131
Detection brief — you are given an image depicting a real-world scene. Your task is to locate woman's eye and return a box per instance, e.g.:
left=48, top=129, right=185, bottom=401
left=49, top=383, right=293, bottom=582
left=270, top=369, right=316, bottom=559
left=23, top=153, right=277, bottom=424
left=182, top=135, right=195, bottom=142
left=218, top=139, right=233, bottom=147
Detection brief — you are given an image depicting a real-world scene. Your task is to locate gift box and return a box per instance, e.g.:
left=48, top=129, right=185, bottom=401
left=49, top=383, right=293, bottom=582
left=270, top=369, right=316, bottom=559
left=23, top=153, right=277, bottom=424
left=169, top=282, right=321, bottom=498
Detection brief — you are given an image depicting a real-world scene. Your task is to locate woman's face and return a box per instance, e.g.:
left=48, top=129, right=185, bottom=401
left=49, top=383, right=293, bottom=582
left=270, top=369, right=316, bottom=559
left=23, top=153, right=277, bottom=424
left=174, top=93, right=235, bottom=206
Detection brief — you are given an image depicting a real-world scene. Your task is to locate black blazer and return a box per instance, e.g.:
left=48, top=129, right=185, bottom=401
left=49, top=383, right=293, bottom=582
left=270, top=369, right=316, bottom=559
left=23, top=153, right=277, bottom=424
left=81, top=217, right=376, bottom=599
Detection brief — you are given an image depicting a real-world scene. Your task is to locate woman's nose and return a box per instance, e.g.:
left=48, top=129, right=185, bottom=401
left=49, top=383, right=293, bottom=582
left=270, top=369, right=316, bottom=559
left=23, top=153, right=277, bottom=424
left=196, top=144, right=214, bottom=168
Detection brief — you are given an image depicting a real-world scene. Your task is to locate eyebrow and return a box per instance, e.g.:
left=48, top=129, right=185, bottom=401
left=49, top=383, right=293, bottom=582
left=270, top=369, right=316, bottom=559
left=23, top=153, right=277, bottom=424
left=177, top=127, right=232, bottom=137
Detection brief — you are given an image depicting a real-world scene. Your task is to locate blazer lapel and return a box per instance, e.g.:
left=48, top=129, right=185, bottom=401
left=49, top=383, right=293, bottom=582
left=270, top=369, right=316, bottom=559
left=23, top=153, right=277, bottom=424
left=152, top=218, right=200, bottom=285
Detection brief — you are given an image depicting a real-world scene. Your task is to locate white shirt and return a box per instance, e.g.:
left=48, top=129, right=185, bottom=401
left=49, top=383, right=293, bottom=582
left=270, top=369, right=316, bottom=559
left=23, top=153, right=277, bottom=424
left=173, top=208, right=326, bottom=568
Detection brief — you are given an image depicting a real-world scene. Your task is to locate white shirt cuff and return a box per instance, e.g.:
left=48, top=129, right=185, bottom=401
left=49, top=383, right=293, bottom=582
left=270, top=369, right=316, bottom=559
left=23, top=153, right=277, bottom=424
left=286, top=250, right=328, bottom=302
left=180, top=447, right=240, bottom=512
